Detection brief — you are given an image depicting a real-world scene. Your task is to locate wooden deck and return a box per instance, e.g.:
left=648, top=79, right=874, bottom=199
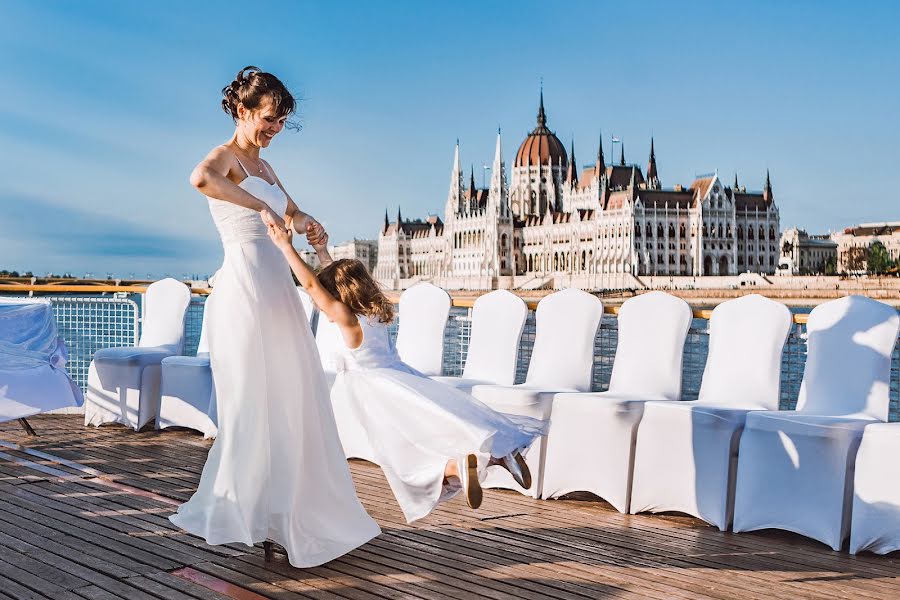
left=0, top=416, right=898, bottom=600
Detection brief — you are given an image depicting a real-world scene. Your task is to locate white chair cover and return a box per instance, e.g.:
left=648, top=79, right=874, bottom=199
left=432, top=290, right=527, bottom=393
left=630, top=294, right=792, bottom=529
left=0, top=298, right=83, bottom=422
left=297, top=286, right=318, bottom=335
left=84, top=278, right=191, bottom=430
left=158, top=305, right=216, bottom=438
left=850, top=423, right=900, bottom=554
left=541, top=291, right=693, bottom=512
left=395, top=283, right=451, bottom=376
left=733, top=295, right=899, bottom=550
left=471, top=288, right=604, bottom=498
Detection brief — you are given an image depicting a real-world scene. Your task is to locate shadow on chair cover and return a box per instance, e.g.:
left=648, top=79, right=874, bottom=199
left=432, top=289, right=528, bottom=393
left=85, top=278, right=191, bottom=431
left=733, top=295, right=899, bottom=551
left=471, top=288, right=604, bottom=498
left=541, top=291, right=693, bottom=512
left=630, top=294, right=792, bottom=530
left=395, top=283, right=451, bottom=376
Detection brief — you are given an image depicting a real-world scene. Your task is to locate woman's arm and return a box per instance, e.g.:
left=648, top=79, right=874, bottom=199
left=266, top=225, right=362, bottom=346
left=191, top=147, right=283, bottom=227
left=267, top=162, right=323, bottom=239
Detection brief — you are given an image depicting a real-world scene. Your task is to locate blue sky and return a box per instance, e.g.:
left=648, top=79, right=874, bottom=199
left=1, top=0, right=898, bottom=278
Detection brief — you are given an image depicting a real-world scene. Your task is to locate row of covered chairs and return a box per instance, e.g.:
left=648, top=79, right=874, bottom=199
left=332, top=284, right=900, bottom=555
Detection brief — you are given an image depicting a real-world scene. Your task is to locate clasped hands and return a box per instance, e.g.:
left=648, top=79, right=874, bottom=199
left=265, top=212, right=328, bottom=251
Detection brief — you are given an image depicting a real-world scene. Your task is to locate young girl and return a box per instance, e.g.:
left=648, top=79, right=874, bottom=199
left=268, top=224, right=546, bottom=522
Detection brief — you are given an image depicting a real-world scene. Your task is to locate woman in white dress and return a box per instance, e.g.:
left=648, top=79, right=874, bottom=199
left=268, top=224, right=547, bottom=523
left=169, top=66, right=380, bottom=567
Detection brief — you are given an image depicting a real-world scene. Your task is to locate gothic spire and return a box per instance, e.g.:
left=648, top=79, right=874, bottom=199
left=764, top=169, right=774, bottom=202
left=734, top=172, right=739, bottom=190
left=383, top=208, right=389, bottom=234
left=537, top=86, right=547, bottom=128
left=566, top=139, right=577, bottom=185
left=647, top=137, right=659, bottom=189
left=596, top=132, right=606, bottom=177
left=620, top=141, right=626, bottom=166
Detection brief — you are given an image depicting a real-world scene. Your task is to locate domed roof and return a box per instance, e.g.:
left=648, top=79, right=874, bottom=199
left=515, top=92, right=568, bottom=168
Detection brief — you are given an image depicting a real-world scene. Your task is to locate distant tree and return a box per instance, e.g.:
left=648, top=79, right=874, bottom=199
left=0, top=270, right=8, bottom=277
left=845, top=247, right=868, bottom=274
left=825, top=256, right=837, bottom=276
left=9, top=271, right=19, bottom=277
left=867, top=242, right=893, bottom=275
left=24, top=271, right=33, bottom=277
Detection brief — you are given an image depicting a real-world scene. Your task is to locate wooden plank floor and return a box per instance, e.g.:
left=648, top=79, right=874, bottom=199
left=0, top=416, right=898, bottom=599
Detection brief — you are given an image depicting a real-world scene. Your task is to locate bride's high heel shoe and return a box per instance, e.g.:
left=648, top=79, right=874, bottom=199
left=499, top=451, right=532, bottom=489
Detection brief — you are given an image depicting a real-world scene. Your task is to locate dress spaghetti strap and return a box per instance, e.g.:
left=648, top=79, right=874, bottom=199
left=234, top=156, right=251, bottom=177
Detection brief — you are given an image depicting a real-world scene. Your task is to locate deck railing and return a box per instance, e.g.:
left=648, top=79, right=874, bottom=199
left=3, top=285, right=899, bottom=421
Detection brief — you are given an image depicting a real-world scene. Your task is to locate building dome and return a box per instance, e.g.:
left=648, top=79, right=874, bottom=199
left=514, top=92, right=568, bottom=168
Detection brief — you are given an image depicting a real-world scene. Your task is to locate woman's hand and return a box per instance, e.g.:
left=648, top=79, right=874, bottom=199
left=267, top=222, right=294, bottom=250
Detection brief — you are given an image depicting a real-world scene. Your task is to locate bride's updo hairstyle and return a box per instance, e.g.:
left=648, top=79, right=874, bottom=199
left=318, top=259, right=395, bottom=323
left=221, top=66, right=297, bottom=123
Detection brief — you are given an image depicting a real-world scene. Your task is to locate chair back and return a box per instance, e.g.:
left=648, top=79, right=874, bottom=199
left=525, top=288, right=604, bottom=391
left=462, top=290, right=528, bottom=385
left=607, top=291, right=692, bottom=400
left=296, top=287, right=319, bottom=334
left=395, top=282, right=451, bottom=375
left=139, top=278, right=191, bottom=353
left=797, top=295, right=899, bottom=420
left=698, top=294, right=791, bottom=409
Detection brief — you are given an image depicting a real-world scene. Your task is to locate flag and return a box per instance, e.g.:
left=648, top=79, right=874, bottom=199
left=611, top=136, right=621, bottom=143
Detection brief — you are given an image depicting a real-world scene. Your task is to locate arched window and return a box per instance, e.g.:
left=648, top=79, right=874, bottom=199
left=680, top=223, right=686, bottom=238
left=703, top=224, right=708, bottom=237
left=646, top=223, right=653, bottom=238
left=635, top=223, right=642, bottom=237
left=657, top=223, right=664, bottom=238
left=737, top=226, right=744, bottom=240
left=668, top=224, right=676, bottom=238
left=759, top=226, right=766, bottom=240
left=581, top=251, right=587, bottom=270
left=769, top=226, right=776, bottom=240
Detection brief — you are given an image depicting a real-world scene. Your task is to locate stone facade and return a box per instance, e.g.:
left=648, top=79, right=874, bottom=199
left=374, top=95, right=781, bottom=290
left=831, top=222, right=900, bottom=274
left=778, top=228, right=838, bottom=275
left=330, top=239, right=378, bottom=273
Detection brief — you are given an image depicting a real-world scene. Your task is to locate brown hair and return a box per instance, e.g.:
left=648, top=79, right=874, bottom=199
left=221, top=66, right=297, bottom=124
left=317, top=259, right=395, bottom=323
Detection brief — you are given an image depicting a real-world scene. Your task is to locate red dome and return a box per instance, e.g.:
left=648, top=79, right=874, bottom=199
left=514, top=93, right=568, bottom=168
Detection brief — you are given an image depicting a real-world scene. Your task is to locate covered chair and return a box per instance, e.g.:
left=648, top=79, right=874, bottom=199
left=432, top=290, right=528, bottom=393
left=157, top=306, right=217, bottom=438
left=850, top=423, right=900, bottom=554
left=733, top=295, right=899, bottom=551
left=0, top=298, right=83, bottom=426
left=629, top=294, right=792, bottom=529
left=395, top=282, right=451, bottom=376
left=470, top=288, right=604, bottom=498
left=541, top=291, right=693, bottom=512
left=84, top=278, right=191, bottom=430
left=297, top=286, right=318, bottom=335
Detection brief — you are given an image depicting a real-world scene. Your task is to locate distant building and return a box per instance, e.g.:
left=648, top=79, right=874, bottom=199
left=831, top=222, right=900, bottom=274
left=329, top=239, right=378, bottom=272
left=778, top=228, right=837, bottom=275
left=374, top=93, right=780, bottom=290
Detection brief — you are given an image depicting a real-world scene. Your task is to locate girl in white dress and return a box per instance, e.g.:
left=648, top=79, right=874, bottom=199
left=169, top=67, right=380, bottom=567
left=268, top=224, right=547, bottom=523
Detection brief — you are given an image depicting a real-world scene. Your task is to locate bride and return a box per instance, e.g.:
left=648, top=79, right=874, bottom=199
left=169, top=66, right=380, bottom=567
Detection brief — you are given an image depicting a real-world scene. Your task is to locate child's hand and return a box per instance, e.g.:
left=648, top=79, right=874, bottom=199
left=267, top=223, right=294, bottom=250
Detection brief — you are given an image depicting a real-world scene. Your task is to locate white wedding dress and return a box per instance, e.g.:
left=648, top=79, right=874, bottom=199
left=169, top=166, right=380, bottom=567
left=332, top=315, right=547, bottom=522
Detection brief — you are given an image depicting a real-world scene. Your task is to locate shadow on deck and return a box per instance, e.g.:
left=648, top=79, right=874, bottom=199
left=0, top=415, right=899, bottom=600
